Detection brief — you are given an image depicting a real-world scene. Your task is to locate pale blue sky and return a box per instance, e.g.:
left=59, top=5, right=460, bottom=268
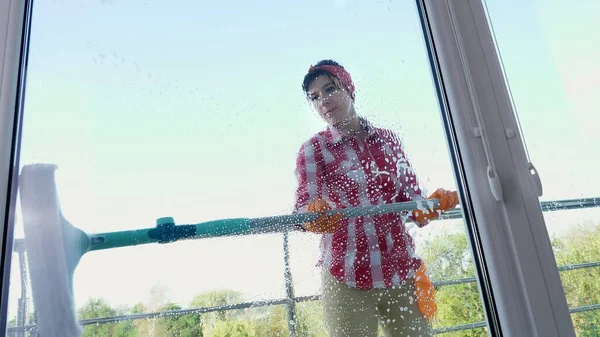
left=6, top=0, right=600, bottom=321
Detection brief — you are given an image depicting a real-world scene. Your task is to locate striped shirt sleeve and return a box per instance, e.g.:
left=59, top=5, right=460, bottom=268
left=293, top=139, right=324, bottom=230
left=386, top=131, right=429, bottom=227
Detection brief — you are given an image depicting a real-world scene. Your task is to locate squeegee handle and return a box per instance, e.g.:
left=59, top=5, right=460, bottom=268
left=88, top=199, right=439, bottom=252
left=251, top=199, right=439, bottom=227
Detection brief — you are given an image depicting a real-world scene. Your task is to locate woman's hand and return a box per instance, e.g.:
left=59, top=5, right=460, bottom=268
left=415, top=263, right=438, bottom=320
left=413, top=188, right=459, bottom=225
left=304, top=199, right=344, bottom=233
left=429, top=188, right=459, bottom=211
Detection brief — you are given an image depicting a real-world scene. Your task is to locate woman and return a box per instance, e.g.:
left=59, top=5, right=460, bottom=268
left=293, top=60, right=459, bottom=337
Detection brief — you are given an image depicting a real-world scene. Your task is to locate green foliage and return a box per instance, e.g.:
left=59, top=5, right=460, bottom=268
left=421, top=230, right=475, bottom=281
left=78, top=298, right=137, bottom=337
left=552, top=223, right=600, bottom=336
left=159, top=303, right=203, bottom=337
left=419, top=223, right=600, bottom=337
left=295, top=301, right=328, bottom=337
left=189, top=289, right=243, bottom=336
left=211, top=320, right=256, bottom=337
left=420, top=231, right=486, bottom=337
left=251, top=306, right=288, bottom=337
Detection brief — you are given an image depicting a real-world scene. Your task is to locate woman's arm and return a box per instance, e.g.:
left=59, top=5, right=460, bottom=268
left=387, top=132, right=458, bottom=227
left=292, top=140, right=324, bottom=231
left=292, top=138, right=344, bottom=233
left=396, top=147, right=432, bottom=227
left=384, top=131, right=431, bottom=227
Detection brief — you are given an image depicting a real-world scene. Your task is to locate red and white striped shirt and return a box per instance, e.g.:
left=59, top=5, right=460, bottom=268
left=294, top=118, right=425, bottom=290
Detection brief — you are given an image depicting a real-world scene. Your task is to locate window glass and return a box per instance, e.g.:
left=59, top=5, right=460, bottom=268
left=5, top=1, right=493, bottom=336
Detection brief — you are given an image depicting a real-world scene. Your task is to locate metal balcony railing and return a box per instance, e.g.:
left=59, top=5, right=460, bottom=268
left=6, top=197, right=600, bottom=337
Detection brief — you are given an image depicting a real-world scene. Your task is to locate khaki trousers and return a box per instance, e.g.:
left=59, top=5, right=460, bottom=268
left=321, top=271, right=433, bottom=337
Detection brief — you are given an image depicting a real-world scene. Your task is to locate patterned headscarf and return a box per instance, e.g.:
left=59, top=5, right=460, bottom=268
left=308, top=64, right=356, bottom=101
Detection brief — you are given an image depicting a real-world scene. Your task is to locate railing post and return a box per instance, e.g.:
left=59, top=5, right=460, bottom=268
left=15, top=242, right=28, bottom=337
left=282, top=230, right=297, bottom=337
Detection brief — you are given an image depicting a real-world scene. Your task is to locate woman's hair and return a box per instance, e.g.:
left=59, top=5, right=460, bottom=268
left=302, top=59, right=346, bottom=97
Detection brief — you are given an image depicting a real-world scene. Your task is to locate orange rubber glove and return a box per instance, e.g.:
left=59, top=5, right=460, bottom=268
left=304, top=199, right=343, bottom=234
left=415, top=263, right=438, bottom=320
left=413, top=188, right=459, bottom=225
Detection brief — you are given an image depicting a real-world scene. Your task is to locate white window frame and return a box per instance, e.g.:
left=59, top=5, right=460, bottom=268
left=0, top=0, right=581, bottom=336
left=0, top=0, right=28, bottom=334
left=420, top=0, right=575, bottom=336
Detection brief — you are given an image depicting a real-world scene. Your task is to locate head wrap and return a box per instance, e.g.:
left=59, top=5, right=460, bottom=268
left=308, top=64, right=355, bottom=101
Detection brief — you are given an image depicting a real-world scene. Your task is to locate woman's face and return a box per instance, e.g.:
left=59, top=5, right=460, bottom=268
left=307, top=75, right=354, bottom=126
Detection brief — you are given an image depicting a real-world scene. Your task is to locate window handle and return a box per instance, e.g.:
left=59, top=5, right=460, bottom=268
left=528, top=162, right=543, bottom=197
left=487, top=165, right=503, bottom=201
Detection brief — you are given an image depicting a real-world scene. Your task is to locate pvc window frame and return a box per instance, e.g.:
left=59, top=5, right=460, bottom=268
left=0, top=0, right=29, bottom=335
left=419, top=0, right=576, bottom=336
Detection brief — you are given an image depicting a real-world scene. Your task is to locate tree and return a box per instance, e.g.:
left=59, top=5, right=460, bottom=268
left=190, top=289, right=244, bottom=321
left=418, top=222, right=600, bottom=337
left=189, top=289, right=244, bottom=336
left=551, top=223, right=600, bottom=337
left=419, top=230, right=486, bottom=337
left=130, top=284, right=170, bottom=337
left=159, top=302, right=203, bottom=337
left=211, top=319, right=256, bottom=337
left=251, top=305, right=288, bottom=337
left=294, top=301, right=328, bottom=337
left=78, top=298, right=137, bottom=337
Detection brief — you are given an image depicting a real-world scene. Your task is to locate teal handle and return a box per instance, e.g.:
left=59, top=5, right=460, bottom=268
left=88, top=219, right=254, bottom=252
left=88, top=228, right=158, bottom=251
left=88, top=199, right=439, bottom=252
